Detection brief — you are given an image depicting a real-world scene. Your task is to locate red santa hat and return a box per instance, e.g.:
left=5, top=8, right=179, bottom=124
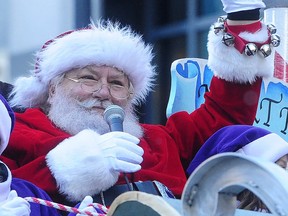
left=10, top=20, right=156, bottom=108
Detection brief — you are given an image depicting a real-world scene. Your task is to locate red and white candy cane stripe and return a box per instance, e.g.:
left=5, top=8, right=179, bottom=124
left=24, top=197, right=107, bottom=216
left=89, top=203, right=109, bottom=213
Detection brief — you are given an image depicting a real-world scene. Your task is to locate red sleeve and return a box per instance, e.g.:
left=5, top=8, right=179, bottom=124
left=166, top=77, right=262, bottom=165
left=0, top=109, right=70, bottom=203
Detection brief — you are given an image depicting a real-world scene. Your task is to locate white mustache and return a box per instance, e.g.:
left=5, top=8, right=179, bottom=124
left=76, top=99, right=112, bottom=109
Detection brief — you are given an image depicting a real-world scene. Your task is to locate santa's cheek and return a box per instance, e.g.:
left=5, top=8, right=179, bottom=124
left=68, top=88, right=92, bottom=100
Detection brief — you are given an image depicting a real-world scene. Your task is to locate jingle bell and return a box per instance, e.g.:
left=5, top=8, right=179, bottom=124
left=244, top=43, right=258, bottom=56
left=259, top=44, right=272, bottom=58
left=217, top=16, right=226, bottom=23
left=270, top=34, right=281, bottom=47
left=214, top=22, right=225, bottom=34
left=222, top=33, right=235, bottom=47
left=267, top=24, right=277, bottom=34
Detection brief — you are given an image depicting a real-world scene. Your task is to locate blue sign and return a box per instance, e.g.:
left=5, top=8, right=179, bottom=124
left=166, top=58, right=288, bottom=141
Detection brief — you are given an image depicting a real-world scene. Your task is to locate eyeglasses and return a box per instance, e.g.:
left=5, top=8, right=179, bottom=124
left=66, top=77, right=132, bottom=99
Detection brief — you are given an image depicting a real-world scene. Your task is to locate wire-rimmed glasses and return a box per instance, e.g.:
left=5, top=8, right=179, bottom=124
left=66, top=77, right=132, bottom=99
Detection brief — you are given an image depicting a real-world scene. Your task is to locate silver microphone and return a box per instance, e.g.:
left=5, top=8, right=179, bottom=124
left=104, top=105, right=133, bottom=190
left=104, top=105, right=125, bottom=132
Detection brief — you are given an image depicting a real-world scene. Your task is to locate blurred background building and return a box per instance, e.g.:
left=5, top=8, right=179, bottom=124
left=0, top=0, right=285, bottom=125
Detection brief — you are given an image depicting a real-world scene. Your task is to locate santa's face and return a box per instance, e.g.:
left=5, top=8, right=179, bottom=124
left=47, top=65, right=143, bottom=137
left=57, top=65, right=131, bottom=112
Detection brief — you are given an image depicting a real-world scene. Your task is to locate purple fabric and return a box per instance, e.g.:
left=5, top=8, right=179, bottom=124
left=67, top=203, right=107, bottom=216
left=186, top=125, right=271, bottom=175
left=11, top=178, right=61, bottom=216
left=12, top=178, right=105, bottom=216
left=0, top=94, right=15, bottom=132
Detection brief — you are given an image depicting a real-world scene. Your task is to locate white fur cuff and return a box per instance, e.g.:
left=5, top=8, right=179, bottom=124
left=207, top=23, right=274, bottom=84
left=46, top=129, right=119, bottom=202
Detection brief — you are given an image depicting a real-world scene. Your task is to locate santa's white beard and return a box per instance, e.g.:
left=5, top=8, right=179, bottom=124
left=48, top=88, right=143, bottom=138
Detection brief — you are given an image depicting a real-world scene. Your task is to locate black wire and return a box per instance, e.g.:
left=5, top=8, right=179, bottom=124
left=123, top=173, right=134, bottom=191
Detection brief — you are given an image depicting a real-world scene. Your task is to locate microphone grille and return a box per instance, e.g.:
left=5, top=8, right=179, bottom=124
left=104, top=105, right=125, bottom=122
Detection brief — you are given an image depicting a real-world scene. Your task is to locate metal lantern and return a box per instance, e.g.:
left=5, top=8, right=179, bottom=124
left=259, top=44, right=272, bottom=58
left=244, top=43, right=258, bottom=56
left=222, top=33, right=235, bottom=47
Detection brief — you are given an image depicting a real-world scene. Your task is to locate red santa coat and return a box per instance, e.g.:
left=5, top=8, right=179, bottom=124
left=1, top=77, right=261, bottom=204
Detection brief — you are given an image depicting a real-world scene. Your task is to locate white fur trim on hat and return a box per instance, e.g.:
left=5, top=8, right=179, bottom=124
left=236, top=133, right=288, bottom=162
left=10, top=20, right=156, bottom=109
left=0, top=101, right=12, bottom=154
left=207, top=22, right=274, bottom=84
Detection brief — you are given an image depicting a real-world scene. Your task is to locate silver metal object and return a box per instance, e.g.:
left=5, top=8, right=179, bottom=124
left=217, top=16, right=227, bottom=23
left=222, top=33, right=235, bottom=47
left=267, top=23, right=277, bottom=34
left=244, top=43, right=258, bottom=56
left=213, top=16, right=281, bottom=58
left=214, top=22, right=225, bottom=35
left=259, top=44, right=272, bottom=58
left=270, top=34, right=281, bottom=47
left=182, top=153, right=288, bottom=216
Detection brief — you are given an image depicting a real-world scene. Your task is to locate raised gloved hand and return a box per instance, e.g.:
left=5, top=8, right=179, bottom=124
left=46, top=129, right=144, bottom=202
left=0, top=190, right=31, bottom=216
left=221, top=0, right=266, bottom=13
left=208, top=0, right=273, bottom=84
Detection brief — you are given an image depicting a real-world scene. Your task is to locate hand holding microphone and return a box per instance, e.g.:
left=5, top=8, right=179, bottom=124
left=97, top=131, right=143, bottom=173
left=45, top=105, right=143, bottom=200
left=103, top=105, right=143, bottom=173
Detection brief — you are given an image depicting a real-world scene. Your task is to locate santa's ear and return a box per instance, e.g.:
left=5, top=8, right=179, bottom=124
left=47, top=83, right=56, bottom=103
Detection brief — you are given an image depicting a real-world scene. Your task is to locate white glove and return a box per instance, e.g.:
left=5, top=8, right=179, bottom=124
left=99, top=131, right=143, bottom=173
left=221, top=0, right=266, bottom=13
left=0, top=190, right=31, bottom=216
left=76, top=196, right=97, bottom=216
left=46, top=129, right=144, bottom=202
